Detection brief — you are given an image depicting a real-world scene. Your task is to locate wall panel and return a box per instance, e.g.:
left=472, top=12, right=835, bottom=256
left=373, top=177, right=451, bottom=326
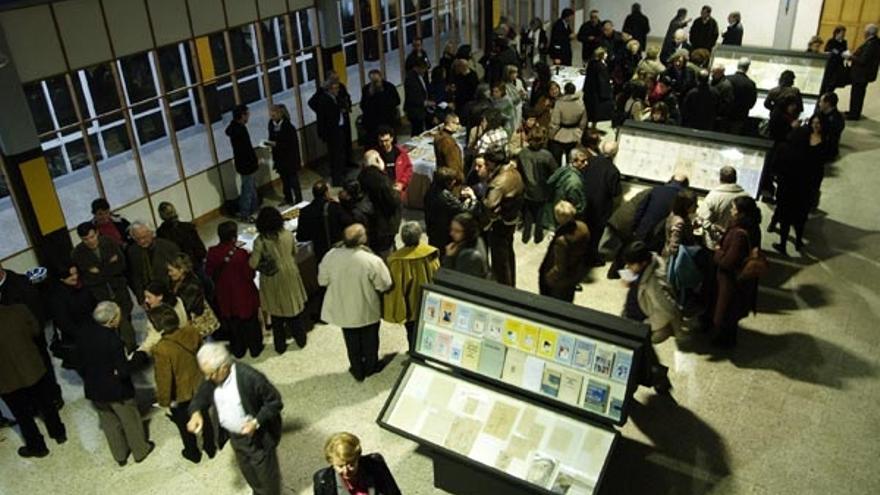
left=53, top=0, right=113, bottom=69
left=187, top=168, right=226, bottom=219
left=189, top=0, right=226, bottom=35
left=0, top=5, right=66, bottom=81
left=258, top=0, right=287, bottom=18
left=147, top=0, right=192, bottom=46
left=103, top=0, right=154, bottom=56
left=226, top=0, right=258, bottom=27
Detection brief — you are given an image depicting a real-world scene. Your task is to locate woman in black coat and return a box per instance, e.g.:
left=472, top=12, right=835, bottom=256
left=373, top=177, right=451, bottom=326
left=584, top=47, right=615, bottom=128
left=820, top=26, right=849, bottom=95
left=441, top=212, right=490, bottom=278
left=313, top=432, right=400, bottom=495
left=423, top=167, right=477, bottom=251
left=268, top=104, right=302, bottom=205
left=48, top=262, right=97, bottom=369
left=771, top=116, right=830, bottom=255
left=358, top=150, right=402, bottom=256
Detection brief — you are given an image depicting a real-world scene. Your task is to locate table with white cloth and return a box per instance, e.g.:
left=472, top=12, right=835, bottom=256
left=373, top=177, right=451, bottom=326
left=237, top=200, right=319, bottom=295
left=400, top=125, right=466, bottom=209
left=550, top=65, right=587, bottom=93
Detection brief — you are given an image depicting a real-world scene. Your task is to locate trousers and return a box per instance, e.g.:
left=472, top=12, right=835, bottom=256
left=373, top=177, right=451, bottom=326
left=239, top=173, right=259, bottom=219
left=224, top=316, right=264, bottom=358
left=278, top=168, right=303, bottom=205
left=230, top=433, right=281, bottom=495
left=488, top=222, right=517, bottom=286
left=93, top=398, right=150, bottom=462
left=1, top=373, right=66, bottom=451
left=170, top=401, right=216, bottom=460
left=341, top=323, right=381, bottom=381
left=849, top=82, right=867, bottom=118
left=270, top=314, right=306, bottom=354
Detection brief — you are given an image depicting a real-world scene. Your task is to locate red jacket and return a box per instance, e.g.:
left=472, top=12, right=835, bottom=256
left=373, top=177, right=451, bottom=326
left=376, top=144, right=413, bottom=194
left=205, top=242, right=260, bottom=319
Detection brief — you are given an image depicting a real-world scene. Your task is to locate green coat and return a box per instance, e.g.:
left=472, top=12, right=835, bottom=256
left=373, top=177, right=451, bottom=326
left=382, top=244, right=440, bottom=324
left=543, top=165, right=587, bottom=229
left=250, top=230, right=308, bottom=317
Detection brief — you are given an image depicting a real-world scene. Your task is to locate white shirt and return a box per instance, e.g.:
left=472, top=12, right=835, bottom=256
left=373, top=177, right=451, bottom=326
left=213, top=363, right=250, bottom=433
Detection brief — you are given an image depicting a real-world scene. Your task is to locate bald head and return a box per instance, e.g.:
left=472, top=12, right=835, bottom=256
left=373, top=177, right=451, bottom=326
left=343, top=224, right=367, bottom=248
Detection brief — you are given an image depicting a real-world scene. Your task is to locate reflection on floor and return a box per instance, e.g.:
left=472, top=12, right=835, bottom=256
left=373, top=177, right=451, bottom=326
left=2, top=70, right=880, bottom=495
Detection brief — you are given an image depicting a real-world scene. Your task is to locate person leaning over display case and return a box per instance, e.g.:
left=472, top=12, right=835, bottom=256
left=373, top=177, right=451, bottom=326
left=313, top=432, right=401, bottom=495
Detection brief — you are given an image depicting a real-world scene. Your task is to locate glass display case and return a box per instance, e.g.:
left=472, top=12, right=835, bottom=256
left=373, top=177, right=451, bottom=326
left=377, top=270, right=649, bottom=495
left=712, top=45, right=828, bottom=96
left=615, top=121, right=772, bottom=197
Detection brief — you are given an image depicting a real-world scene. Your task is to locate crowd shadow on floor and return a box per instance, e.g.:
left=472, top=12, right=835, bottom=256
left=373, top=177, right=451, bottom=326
left=683, top=327, right=875, bottom=389
left=600, top=394, right=730, bottom=495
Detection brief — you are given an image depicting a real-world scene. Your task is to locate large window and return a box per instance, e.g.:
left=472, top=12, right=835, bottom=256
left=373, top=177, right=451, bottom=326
left=0, top=166, right=30, bottom=259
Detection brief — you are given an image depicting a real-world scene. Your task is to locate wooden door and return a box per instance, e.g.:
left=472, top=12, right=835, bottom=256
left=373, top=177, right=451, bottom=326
left=819, top=0, right=880, bottom=49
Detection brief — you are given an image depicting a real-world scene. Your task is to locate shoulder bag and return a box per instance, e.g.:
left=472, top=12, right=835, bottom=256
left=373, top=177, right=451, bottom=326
left=737, top=230, right=769, bottom=281
left=255, top=237, right=279, bottom=276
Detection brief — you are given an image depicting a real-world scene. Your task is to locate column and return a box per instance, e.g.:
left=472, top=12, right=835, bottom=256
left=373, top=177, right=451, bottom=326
left=0, top=25, right=72, bottom=267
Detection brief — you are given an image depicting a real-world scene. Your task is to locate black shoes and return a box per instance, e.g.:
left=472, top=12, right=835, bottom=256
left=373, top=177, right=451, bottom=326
left=771, top=242, right=788, bottom=256
left=181, top=449, right=202, bottom=464
left=135, top=441, right=156, bottom=463
left=18, top=446, right=50, bottom=458
left=0, top=416, right=16, bottom=428
left=53, top=433, right=67, bottom=445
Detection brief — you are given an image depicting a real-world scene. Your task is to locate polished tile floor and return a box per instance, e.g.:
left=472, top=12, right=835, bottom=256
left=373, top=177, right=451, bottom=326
left=2, top=80, right=880, bottom=495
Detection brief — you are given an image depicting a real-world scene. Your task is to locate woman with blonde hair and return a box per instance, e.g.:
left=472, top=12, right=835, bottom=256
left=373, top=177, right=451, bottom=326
left=313, top=432, right=401, bottom=495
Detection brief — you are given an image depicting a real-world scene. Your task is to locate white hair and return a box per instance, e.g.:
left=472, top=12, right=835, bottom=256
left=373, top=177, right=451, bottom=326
left=93, top=301, right=120, bottom=326
left=674, top=28, right=686, bottom=41
left=737, top=57, right=751, bottom=71
left=399, top=221, right=423, bottom=247
left=363, top=149, right=385, bottom=171
left=197, top=342, right=233, bottom=371
left=129, top=220, right=154, bottom=234
left=867, top=24, right=878, bottom=36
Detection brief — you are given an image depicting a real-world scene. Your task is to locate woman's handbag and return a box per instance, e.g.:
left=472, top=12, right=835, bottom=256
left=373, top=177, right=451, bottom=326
left=255, top=238, right=279, bottom=276
left=738, top=246, right=769, bottom=281
left=190, top=304, right=220, bottom=337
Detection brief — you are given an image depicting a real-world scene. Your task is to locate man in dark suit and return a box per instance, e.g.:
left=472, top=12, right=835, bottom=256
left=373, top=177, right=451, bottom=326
left=127, top=221, right=180, bottom=308
left=72, top=222, right=136, bottom=351
left=689, top=5, right=719, bottom=51
left=577, top=9, right=603, bottom=64
left=156, top=202, right=207, bottom=269
left=0, top=265, right=63, bottom=407
left=581, top=141, right=622, bottom=266
left=726, top=57, right=758, bottom=134
left=310, top=76, right=351, bottom=186
left=297, top=180, right=346, bottom=263
left=816, top=92, right=845, bottom=158
left=0, top=304, right=66, bottom=458
left=404, top=59, right=431, bottom=135
left=549, top=8, right=575, bottom=66
left=359, top=69, right=401, bottom=145
left=623, top=3, right=651, bottom=52
left=188, top=343, right=284, bottom=495
left=633, top=175, right=690, bottom=251
left=225, top=105, right=260, bottom=222
left=78, top=301, right=153, bottom=466
left=404, top=37, right=431, bottom=73
left=847, top=24, right=880, bottom=120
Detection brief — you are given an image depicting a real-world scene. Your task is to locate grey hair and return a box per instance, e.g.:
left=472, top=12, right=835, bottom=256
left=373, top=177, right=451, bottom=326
left=674, top=28, right=687, bottom=40
left=867, top=24, right=878, bottom=36
left=197, top=342, right=233, bottom=371
left=93, top=301, right=120, bottom=326
left=400, top=221, right=423, bottom=247
left=129, top=220, right=154, bottom=235
left=569, top=147, right=588, bottom=164
left=737, top=57, right=751, bottom=71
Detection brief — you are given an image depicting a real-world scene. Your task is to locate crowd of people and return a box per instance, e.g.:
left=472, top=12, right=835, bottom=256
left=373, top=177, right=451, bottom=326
left=2, top=4, right=879, bottom=495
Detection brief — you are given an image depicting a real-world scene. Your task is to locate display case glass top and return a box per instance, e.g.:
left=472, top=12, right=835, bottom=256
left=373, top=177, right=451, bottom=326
left=713, top=45, right=828, bottom=96
left=615, top=121, right=770, bottom=197
left=379, top=361, right=616, bottom=495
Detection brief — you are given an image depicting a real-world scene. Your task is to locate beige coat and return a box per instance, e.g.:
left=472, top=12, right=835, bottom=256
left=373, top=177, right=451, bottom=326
left=699, top=183, right=749, bottom=246
left=250, top=230, right=308, bottom=317
left=548, top=93, right=587, bottom=144
left=319, top=245, right=392, bottom=328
